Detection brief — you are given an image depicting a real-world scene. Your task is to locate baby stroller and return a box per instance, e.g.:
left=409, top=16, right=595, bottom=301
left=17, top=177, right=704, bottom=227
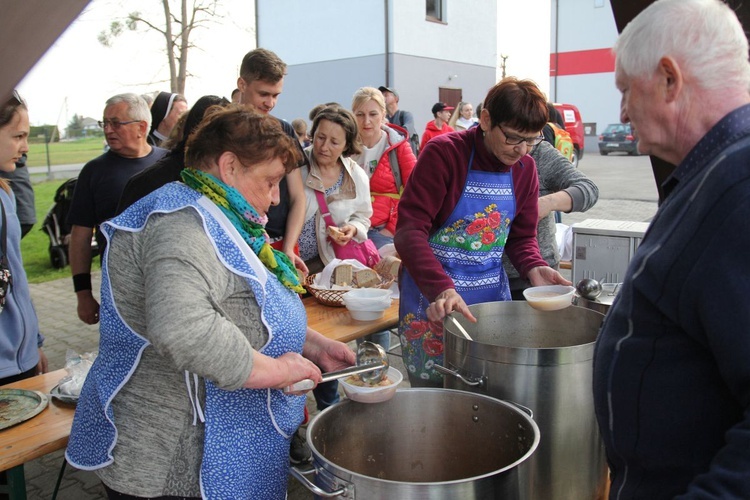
left=41, top=178, right=99, bottom=269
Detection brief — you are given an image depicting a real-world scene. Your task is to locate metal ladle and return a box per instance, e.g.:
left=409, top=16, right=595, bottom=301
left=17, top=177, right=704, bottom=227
left=576, top=278, right=603, bottom=300
left=448, top=314, right=473, bottom=341
left=283, top=341, right=388, bottom=393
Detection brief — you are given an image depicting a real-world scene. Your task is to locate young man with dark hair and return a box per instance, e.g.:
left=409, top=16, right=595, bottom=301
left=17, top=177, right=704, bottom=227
left=420, top=102, right=455, bottom=150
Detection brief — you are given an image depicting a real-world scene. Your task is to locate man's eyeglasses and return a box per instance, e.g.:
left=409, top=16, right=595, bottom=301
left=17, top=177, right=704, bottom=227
left=98, top=120, right=140, bottom=130
left=498, top=125, right=544, bottom=147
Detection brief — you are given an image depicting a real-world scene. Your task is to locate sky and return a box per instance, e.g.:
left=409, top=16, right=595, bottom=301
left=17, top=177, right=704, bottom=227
left=17, top=0, right=255, bottom=131
left=16, top=0, right=553, bottom=133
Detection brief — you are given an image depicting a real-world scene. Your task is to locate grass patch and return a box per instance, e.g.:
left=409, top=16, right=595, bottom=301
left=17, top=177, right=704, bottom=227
left=20, top=178, right=100, bottom=283
left=26, top=137, right=105, bottom=168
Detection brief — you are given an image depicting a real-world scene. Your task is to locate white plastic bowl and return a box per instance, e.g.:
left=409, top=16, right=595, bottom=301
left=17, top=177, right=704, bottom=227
left=345, top=288, right=392, bottom=299
left=523, top=285, right=576, bottom=311
left=340, top=366, right=403, bottom=403
left=343, top=295, right=392, bottom=309
left=343, top=289, right=392, bottom=321
left=346, top=307, right=388, bottom=321
left=343, top=288, right=392, bottom=303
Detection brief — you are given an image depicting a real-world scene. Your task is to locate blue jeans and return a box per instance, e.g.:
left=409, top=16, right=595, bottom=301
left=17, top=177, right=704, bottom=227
left=312, top=380, right=339, bottom=410
left=356, top=330, right=391, bottom=352
left=367, top=228, right=393, bottom=249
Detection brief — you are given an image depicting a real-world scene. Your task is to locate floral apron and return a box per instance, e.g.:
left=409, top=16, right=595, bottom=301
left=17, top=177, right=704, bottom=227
left=66, top=182, right=306, bottom=499
left=399, top=148, right=516, bottom=384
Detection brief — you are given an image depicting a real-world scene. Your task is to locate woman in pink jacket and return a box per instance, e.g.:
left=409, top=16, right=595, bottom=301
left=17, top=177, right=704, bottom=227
left=351, top=87, right=416, bottom=249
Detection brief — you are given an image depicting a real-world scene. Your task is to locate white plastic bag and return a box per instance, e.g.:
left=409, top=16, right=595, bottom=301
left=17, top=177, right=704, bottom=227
left=57, top=349, right=97, bottom=397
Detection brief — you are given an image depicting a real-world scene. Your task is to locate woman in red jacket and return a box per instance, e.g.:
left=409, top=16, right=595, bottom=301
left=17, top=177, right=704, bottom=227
left=351, top=87, right=416, bottom=249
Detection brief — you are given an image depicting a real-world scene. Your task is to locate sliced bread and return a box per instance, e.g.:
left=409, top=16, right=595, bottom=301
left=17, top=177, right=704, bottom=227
left=354, top=268, right=381, bottom=288
left=332, top=264, right=353, bottom=287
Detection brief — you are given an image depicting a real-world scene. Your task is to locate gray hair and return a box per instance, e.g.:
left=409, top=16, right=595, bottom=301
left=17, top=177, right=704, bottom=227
left=614, top=0, right=750, bottom=92
left=105, top=93, right=152, bottom=128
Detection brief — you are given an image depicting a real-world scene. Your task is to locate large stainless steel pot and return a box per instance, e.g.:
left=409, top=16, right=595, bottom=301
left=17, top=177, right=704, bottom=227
left=292, top=388, right=540, bottom=499
left=440, top=302, right=608, bottom=500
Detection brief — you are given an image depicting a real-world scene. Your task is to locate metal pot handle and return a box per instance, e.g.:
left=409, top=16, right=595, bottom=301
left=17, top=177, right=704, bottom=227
left=289, top=464, right=350, bottom=498
left=434, top=364, right=485, bottom=388
left=503, top=400, right=534, bottom=419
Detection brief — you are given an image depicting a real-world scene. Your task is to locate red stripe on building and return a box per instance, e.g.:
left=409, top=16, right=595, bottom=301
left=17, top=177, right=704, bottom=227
left=550, top=48, right=615, bottom=76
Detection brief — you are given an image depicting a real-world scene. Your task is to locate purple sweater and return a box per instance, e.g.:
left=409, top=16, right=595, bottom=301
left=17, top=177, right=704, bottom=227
left=394, top=126, right=546, bottom=301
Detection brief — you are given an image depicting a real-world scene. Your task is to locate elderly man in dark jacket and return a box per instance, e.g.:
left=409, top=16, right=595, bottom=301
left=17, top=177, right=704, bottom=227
left=593, top=0, right=750, bottom=497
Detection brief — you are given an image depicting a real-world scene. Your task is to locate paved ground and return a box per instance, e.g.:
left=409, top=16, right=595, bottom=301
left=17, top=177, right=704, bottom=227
left=15, top=150, right=660, bottom=499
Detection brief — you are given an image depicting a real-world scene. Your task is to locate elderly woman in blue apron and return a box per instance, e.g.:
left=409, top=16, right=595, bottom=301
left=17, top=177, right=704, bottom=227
left=394, top=78, right=571, bottom=387
left=66, top=105, right=355, bottom=499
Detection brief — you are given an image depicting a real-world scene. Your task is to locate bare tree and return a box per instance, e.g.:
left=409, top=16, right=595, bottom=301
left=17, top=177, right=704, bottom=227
left=98, top=0, right=219, bottom=94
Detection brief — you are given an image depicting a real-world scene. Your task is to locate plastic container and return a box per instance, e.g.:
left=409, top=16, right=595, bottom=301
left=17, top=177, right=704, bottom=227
left=343, top=289, right=392, bottom=320
left=343, top=288, right=392, bottom=303
left=523, top=285, right=575, bottom=311
left=340, top=366, right=403, bottom=403
left=345, top=307, right=389, bottom=321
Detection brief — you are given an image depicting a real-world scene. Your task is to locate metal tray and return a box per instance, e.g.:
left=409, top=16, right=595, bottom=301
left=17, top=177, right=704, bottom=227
left=0, top=388, right=49, bottom=430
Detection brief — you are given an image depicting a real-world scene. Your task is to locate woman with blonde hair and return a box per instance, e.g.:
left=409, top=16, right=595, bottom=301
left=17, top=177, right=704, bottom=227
left=449, top=101, right=478, bottom=131
left=350, top=86, right=416, bottom=249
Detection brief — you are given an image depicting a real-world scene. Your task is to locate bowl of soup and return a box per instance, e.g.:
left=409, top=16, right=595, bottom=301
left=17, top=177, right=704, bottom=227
left=340, top=366, right=403, bottom=403
left=523, top=285, right=576, bottom=311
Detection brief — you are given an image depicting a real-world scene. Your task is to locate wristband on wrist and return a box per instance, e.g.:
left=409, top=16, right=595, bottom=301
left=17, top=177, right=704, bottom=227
left=73, top=273, right=92, bottom=292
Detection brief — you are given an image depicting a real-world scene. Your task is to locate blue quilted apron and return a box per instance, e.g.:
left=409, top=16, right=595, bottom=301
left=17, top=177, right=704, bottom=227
left=399, top=148, right=516, bottom=384
left=66, top=182, right=307, bottom=499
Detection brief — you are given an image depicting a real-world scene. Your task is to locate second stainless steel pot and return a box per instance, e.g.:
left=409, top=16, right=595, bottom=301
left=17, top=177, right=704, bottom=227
left=441, top=301, right=608, bottom=500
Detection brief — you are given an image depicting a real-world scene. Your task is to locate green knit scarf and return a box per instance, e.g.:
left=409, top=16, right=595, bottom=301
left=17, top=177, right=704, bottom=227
left=181, top=168, right=304, bottom=293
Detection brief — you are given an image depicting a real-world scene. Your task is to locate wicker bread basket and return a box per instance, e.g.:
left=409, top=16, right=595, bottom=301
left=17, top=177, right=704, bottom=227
left=304, top=274, right=393, bottom=307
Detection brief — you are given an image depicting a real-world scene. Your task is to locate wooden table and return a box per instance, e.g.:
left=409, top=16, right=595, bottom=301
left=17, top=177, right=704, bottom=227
left=0, top=369, right=73, bottom=472
left=0, top=298, right=400, bottom=497
left=304, top=296, right=399, bottom=343
left=0, top=369, right=73, bottom=499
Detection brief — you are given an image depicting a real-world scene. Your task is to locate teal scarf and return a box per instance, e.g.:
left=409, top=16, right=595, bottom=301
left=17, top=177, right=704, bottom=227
left=181, top=168, right=304, bottom=293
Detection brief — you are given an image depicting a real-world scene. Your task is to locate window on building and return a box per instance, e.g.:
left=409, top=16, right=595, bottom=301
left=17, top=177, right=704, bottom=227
left=427, top=0, right=446, bottom=22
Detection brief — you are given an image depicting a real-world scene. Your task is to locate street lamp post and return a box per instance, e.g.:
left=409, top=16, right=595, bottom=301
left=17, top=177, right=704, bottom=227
left=500, top=54, right=509, bottom=78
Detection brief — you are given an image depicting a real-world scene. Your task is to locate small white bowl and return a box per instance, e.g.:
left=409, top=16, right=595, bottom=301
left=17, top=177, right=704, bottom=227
left=523, top=285, right=576, bottom=311
left=343, top=295, right=391, bottom=309
left=345, top=288, right=392, bottom=300
left=340, top=366, right=403, bottom=403
left=347, top=308, right=386, bottom=321
left=343, top=289, right=392, bottom=321
left=343, top=288, right=392, bottom=308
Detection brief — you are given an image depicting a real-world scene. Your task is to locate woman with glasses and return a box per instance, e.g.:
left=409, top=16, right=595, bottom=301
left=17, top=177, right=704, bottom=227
left=0, top=91, right=47, bottom=386
left=394, top=77, right=571, bottom=386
